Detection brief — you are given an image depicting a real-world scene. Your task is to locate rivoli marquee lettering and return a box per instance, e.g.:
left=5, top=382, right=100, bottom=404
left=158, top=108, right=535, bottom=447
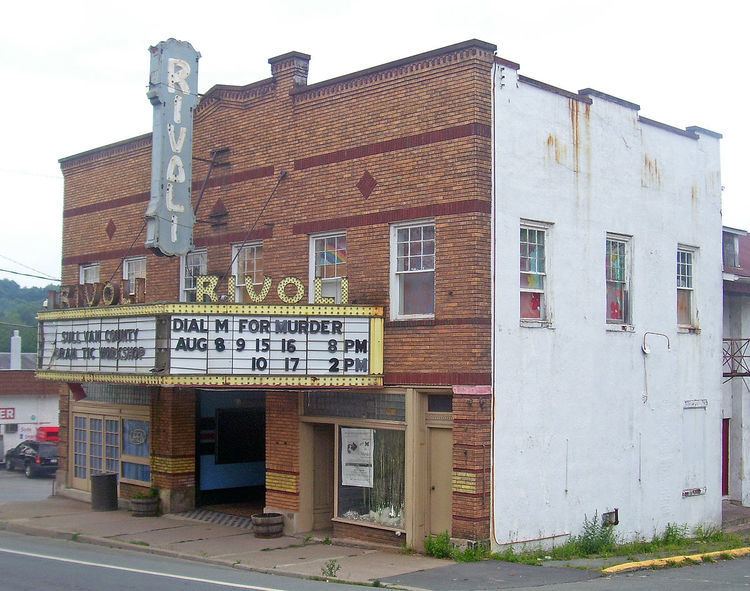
left=144, top=38, right=200, bottom=257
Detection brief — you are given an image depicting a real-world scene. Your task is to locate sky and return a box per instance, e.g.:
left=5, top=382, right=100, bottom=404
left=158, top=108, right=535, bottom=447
left=0, top=0, right=745, bottom=288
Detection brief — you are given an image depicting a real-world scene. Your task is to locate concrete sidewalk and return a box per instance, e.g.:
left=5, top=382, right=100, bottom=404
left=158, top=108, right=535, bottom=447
left=0, top=496, right=449, bottom=586
left=0, top=496, right=605, bottom=589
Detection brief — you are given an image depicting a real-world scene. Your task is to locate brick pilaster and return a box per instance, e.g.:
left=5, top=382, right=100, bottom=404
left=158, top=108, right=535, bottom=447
left=150, top=387, right=196, bottom=512
left=265, top=392, right=300, bottom=511
left=452, top=385, right=492, bottom=541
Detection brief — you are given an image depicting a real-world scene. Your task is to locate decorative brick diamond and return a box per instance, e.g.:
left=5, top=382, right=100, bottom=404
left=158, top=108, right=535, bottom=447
left=356, top=170, right=377, bottom=199
left=105, top=219, right=116, bottom=240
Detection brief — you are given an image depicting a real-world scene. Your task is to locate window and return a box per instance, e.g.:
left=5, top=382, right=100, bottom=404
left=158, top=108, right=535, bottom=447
left=520, top=225, right=547, bottom=320
left=677, top=248, right=695, bottom=326
left=232, top=243, right=263, bottom=303
left=606, top=236, right=631, bottom=324
left=79, top=263, right=100, bottom=285
left=180, top=250, right=207, bottom=302
left=723, top=233, right=740, bottom=268
left=72, top=414, right=150, bottom=485
left=391, top=222, right=435, bottom=318
left=122, top=257, right=146, bottom=296
left=338, top=427, right=405, bottom=529
left=310, top=233, right=347, bottom=303
left=4, top=423, right=18, bottom=434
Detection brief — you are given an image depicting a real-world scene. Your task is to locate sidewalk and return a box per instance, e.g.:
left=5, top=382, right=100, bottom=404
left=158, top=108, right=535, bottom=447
left=0, top=496, right=601, bottom=589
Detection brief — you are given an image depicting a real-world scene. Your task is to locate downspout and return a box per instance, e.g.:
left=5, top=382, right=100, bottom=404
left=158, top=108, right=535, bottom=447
left=490, top=56, right=498, bottom=548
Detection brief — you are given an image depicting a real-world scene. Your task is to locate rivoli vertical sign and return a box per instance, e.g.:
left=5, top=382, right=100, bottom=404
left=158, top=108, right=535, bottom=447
left=145, top=39, right=200, bottom=256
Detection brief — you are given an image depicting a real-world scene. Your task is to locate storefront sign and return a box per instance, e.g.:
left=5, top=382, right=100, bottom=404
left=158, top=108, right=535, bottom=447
left=36, top=304, right=384, bottom=387
left=144, top=38, right=200, bottom=257
left=0, top=408, right=15, bottom=420
left=341, top=428, right=374, bottom=487
left=38, top=316, right=157, bottom=375
left=48, top=279, right=145, bottom=309
left=170, top=314, right=371, bottom=376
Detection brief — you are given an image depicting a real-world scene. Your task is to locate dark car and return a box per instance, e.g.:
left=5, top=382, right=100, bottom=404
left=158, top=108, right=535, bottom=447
left=4, top=441, right=59, bottom=478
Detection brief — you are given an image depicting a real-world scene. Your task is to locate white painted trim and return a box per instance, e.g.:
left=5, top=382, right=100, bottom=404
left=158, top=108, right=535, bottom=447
left=389, top=219, right=435, bottom=321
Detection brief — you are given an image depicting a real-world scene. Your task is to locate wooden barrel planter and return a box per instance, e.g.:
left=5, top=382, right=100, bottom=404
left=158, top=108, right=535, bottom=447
left=252, top=512, right=284, bottom=538
left=130, top=497, right=159, bottom=517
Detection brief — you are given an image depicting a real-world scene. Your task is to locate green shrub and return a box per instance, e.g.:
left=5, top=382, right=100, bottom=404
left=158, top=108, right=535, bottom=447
left=656, top=523, right=688, bottom=546
left=574, top=511, right=615, bottom=555
left=424, top=531, right=452, bottom=558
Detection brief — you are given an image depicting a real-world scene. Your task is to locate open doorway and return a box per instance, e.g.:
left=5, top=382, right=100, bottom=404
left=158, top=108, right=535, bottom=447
left=196, top=390, right=265, bottom=514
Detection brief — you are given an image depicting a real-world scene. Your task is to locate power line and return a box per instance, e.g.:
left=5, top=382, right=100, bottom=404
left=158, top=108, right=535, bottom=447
left=0, top=254, right=58, bottom=280
left=0, top=321, right=36, bottom=328
left=0, top=268, right=60, bottom=282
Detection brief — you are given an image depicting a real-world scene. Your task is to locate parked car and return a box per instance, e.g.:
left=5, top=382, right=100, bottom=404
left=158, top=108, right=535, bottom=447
left=4, top=441, right=58, bottom=478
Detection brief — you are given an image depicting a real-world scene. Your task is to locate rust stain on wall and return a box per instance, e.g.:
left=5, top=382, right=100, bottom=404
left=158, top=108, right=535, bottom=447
left=546, top=133, right=567, bottom=165
left=570, top=100, right=580, bottom=173
left=642, top=155, right=662, bottom=188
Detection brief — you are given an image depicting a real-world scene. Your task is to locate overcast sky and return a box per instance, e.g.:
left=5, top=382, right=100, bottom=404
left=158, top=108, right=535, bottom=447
left=0, top=0, right=744, bottom=288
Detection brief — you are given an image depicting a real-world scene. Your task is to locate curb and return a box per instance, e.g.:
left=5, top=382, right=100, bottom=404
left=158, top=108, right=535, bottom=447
left=601, top=547, right=750, bottom=574
left=0, top=519, right=402, bottom=589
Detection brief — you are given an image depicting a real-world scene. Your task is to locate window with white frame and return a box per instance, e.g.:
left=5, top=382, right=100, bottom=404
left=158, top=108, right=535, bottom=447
left=677, top=248, right=695, bottom=326
left=79, top=263, right=100, bottom=285
left=232, top=243, right=263, bottom=303
left=520, top=225, right=547, bottom=320
left=606, top=236, right=631, bottom=324
left=181, top=250, right=207, bottom=302
left=391, top=222, right=435, bottom=318
left=310, top=233, right=347, bottom=303
left=122, top=257, right=146, bottom=296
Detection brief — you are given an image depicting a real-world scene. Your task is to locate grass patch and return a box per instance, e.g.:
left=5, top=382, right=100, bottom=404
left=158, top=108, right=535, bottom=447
left=492, top=517, right=748, bottom=566
left=424, top=532, right=492, bottom=562
left=127, top=540, right=150, bottom=547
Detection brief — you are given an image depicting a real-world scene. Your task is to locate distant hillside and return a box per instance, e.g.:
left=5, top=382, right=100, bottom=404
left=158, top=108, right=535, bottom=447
left=0, top=279, right=54, bottom=352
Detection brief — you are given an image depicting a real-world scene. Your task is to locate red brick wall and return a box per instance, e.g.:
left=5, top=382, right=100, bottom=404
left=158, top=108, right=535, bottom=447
left=334, top=521, right=403, bottom=548
left=0, top=371, right=61, bottom=395
left=150, top=387, right=196, bottom=492
left=265, top=392, right=299, bottom=511
left=58, top=41, right=494, bottom=386
left=452, top=385, right=491, bottom=540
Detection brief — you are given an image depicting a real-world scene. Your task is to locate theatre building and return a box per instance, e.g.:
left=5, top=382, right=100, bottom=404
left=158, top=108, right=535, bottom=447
left=40, top=40, right=495, bottom=548
left=42, top=37, right=723, bottom=551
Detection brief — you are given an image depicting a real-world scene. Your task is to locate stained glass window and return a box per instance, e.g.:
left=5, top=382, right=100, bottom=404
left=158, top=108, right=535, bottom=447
left=312, top=234, right=347, bottom=302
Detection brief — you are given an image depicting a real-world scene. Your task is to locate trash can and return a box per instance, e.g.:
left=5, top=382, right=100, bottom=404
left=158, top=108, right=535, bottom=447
left=90, top=472, right=118, bottom=511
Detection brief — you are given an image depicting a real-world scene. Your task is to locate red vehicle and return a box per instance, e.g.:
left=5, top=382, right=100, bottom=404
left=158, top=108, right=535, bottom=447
left=36, top=427, right=60, bottom=442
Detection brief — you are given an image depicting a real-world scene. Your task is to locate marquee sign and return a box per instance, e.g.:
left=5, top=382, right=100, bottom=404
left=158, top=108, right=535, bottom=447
left=144, top=38, right=200, bottom=257
left=36, top=304, right=383, bottom=387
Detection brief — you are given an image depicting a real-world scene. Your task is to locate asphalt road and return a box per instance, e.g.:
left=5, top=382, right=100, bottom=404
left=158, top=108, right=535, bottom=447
left=0, top=531, right=368, bottom=591
left=0, top=529, right=748, bottom=591
left=0, top=466, right=55, bottom=503
left=383, top=558, right=750, bottom=590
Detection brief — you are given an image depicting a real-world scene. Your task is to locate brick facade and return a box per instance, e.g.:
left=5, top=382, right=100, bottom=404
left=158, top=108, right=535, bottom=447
left=56, top=40, right=496, bottom=543
left=265, top=392, right=300, bottom=512
left=150, top=387, right=196, bottom=512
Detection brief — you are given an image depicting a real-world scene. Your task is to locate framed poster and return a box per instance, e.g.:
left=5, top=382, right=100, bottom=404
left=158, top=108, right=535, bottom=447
left=341, top=427, right=373, bottom=487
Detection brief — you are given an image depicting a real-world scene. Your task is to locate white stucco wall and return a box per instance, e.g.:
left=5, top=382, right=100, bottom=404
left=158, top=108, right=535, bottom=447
left=722, top=295, right=750, bottom=505
left=492, top=64, right=722, bottom=546
left=0, top=393, right=59, bottom=457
